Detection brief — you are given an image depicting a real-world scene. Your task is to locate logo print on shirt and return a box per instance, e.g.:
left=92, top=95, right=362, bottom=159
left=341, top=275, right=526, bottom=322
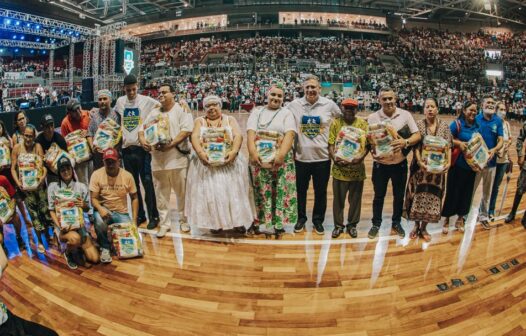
left=123, top=108, right=140, bottom=132
left=300, top=115, right=322, bottom=139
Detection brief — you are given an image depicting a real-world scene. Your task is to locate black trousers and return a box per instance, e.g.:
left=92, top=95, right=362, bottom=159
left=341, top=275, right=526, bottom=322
left=442, top=164, right=476, bottom=218
left=0, top=310, right=58, bottom=336
left=122, top=146, right=159, bottom=222
left=371, top=160, right=408, bottom=227
left=295, top=160, right=331, bottom=225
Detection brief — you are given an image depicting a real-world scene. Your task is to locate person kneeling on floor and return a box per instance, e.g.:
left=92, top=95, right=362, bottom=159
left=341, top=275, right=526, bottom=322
left=89, top=148, right=139, bottom=263
left=48, top=157, right=99, bottom=269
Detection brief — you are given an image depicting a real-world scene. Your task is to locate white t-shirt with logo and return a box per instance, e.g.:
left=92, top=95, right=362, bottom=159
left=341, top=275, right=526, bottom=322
left=287, top=96, right=341, bottom=162
left=114, top=94, right=159, bottom=149
left=145, top=104, right=194, bottom=171
left=246, top=106, right=296, bottom=134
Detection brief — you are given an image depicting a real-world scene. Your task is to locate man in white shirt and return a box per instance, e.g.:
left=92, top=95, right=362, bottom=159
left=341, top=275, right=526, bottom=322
left=367, top=87, right=421, bottom=239
left=139, top=84, right=193, bottom=237
left=114, top=74, right=160, bottom=229
left=287, top=75, right=341, bottom=234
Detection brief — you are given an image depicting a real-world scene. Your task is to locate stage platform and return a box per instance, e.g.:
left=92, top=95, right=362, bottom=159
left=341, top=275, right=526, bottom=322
left=1, top=113, right=525, bottom=335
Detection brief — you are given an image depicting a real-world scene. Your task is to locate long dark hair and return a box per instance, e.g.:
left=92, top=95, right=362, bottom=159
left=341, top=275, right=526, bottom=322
left=0, top=120, right=10, bottom=139
left=458, top=100, right=479, bottom=127
left=13, top=111, right=27, bottom=133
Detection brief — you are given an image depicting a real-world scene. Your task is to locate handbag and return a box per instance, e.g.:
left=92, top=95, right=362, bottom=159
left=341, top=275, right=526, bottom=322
left=451, top=120, right=462, bottom=166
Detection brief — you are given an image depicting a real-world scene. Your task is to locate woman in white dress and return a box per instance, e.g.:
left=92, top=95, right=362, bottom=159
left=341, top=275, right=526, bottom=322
left=185, top=95, right=254, bottom=234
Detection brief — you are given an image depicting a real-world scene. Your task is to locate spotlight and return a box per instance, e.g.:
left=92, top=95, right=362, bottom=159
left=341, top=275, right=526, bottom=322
left=15, top=21, right=20, bottom=25
left=42, top=50, right=46, bottom=54
left=14, top=48, right=19, bottom=52
left=12, top=35, right=17, bottom=39
left=30, top=49, right=35, bottom=54
left=36, top=38, right=40, bottom=42
left=26, top=23, right=31, bottom=27
left=60, top=29, right=64, bottom=33
left=402, top=18, right=407, bottom=24
left=20, top=36, right=25, bottom=40
left=5, top=19, right=11, bottom=25
left=0, top=49, right=3, bottom=53
left=36, top=25, right=41, bottom=29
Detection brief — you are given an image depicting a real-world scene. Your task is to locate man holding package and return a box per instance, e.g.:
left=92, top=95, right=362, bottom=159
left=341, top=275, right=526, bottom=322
left=328, top=98, right=368, bottom=238
left=61, top=98, right=92, bottom=186
left=87, top=89, right=121, bottom=170
left=139, top=84, right=193, bottom=236
left=114, top=75, right=159, bottom=228
left=367, top=87, right=421, bottom=239
left=36, top=114, right=68, bottom=185
left=89, top=148, right=138, bottom=263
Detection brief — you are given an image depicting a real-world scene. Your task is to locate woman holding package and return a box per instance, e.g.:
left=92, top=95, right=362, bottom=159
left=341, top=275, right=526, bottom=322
left=247, top=84, right=297, bottom=237
left=404, top=98, right=452, bottom=241
left=185, top=95, right=254, bottom=234
left=11, top=111, right=29, bottom=146
left=441, top=101, right=480, bottom=233
left=11, top=125, right=53, bottom=254
left=48, top=157, right=99, bottom=269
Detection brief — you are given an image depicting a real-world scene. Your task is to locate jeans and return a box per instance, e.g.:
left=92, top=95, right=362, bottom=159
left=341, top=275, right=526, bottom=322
left=371, top=160, right=408, bottom=227
left=489, top=162, right=509, bottom=215
left=122, top=146, right=159, bottom=222
left=94, top=210, right=131, bottom=250
left=295, top=160, right=331, bottom=225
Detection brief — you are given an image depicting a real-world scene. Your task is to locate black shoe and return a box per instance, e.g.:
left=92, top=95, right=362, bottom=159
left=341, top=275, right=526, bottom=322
left=294, top=221, right=306, bottom=233
left=392, top=223, right=405, bottom=238
left=137, top=217, right=147, bottom=226
left=346, top=225, right=357, bottom=238
left=313, top=222, right=324, bottom=235
left=332, top=226, right=344, bottom=238
left=64, top=252, right=78, bottom=270
left=234, top=226, right=247, bottom=234
left=247, top=224, right=261, bottom=235
left=488, top=214, right=495, bottom=222
left=368, top=226, right=380, bottom=239
left=210, top=229, right=223, bottom=235
left=274, top=228, right=285, bottom=239
left=147, top=219, right=159, bottom=230
left=505, top=213, right=515, bottom=223
left=480, top=220, right=491, bottom=230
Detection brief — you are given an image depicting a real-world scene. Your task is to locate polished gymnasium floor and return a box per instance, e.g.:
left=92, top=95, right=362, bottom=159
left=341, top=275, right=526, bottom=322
left=1, top=112, right=526, bottom=335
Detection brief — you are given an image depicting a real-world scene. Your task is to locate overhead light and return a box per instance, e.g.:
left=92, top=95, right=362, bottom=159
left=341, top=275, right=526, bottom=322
left=402, top=18, right=407, bottom=24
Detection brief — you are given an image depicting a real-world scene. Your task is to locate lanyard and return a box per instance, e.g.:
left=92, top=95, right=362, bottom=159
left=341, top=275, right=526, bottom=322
left=256, top=107, right=281, bottom=131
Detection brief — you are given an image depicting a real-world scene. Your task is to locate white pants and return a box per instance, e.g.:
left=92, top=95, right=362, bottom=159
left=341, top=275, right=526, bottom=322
left=474, top=166, right=496, bottom=221
left=152, top=168, right=187, bottom=229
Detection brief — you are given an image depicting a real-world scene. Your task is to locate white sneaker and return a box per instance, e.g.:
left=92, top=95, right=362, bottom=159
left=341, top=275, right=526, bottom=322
left=157, top=226, right=169, bottom=238
left=179, top=221, right=190, bottom=233
left=100, top=248, right=112, bottom=263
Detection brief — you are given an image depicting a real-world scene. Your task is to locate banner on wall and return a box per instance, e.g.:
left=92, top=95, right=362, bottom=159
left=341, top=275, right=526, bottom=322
left=4, top=72, right=35, bottom=80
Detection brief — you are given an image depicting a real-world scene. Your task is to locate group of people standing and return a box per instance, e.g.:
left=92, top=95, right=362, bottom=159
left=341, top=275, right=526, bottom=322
left=0, top=74, right=524, bottom=273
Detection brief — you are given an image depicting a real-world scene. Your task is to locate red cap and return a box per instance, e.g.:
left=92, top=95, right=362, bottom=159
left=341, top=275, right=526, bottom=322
left=103, top=148, right=119, bottom=161
left=341, top=98, right=359, bottom=107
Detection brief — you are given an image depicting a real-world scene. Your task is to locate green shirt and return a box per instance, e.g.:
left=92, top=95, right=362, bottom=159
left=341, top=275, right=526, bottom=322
left=328, top=117, right=368, bottom=182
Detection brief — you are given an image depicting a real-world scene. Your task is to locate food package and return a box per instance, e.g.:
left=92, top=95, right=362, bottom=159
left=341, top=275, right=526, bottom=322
left=144, top=114, right=171, bottom=146
left=421, top=135, right=449, bottom=173
left=201, top=127, right=232, bottom=166
left=53, top=189, right=83, bottom=230
left=0, top=141, right=10, bottom=168
left=44, top=143, right=74, bottom=174
left=18, top=153, right=44, bottom=191
left=65, top=130, right=91, bottom=164
left=110, top=222, right=144, bottom=259
left=93, top=118, right=121, bottom=151
left=464, top=133, right=489, bottom=170
left=367, top=122, right=396, bottom=158
left=335, top=126, right=367, bottom=162
left=0, top=187, right=15, bottom=224
left=255, top=130, right=282, bottom=168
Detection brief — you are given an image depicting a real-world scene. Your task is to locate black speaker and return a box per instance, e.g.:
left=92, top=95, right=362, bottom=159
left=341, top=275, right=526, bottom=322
left=81, top=78, right=94, bottom=103
left=114, top=39, right=125, bottom=73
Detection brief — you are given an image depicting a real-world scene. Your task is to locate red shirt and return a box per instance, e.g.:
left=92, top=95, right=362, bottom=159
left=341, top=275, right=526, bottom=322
left=0, top=175, right=16, bottom=198
left=61, top=110, right=91, bottom=137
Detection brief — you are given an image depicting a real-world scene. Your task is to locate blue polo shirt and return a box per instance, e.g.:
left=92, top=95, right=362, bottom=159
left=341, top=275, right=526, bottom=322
left=475, top=113, right=503, bottom=168
left=450, top=118, right=480, bottom=171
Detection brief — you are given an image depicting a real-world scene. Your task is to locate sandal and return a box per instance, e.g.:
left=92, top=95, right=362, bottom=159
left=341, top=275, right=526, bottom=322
left=455, top=218, right=465, bottom=233
left=442, top=218, right=449, bottom=234
left=37, top=244, right=46, bottom=254
left=409, top=227, right=419, bottom=239
left=420, top=229, right=432, bottom=242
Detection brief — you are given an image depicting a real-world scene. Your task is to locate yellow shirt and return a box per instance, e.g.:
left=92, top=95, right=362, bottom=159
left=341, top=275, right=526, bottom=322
left=328, top=117, right=368, bottom=181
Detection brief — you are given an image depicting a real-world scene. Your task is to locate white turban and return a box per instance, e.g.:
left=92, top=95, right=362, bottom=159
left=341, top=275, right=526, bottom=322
left=203, top=95, right=221, bottom=107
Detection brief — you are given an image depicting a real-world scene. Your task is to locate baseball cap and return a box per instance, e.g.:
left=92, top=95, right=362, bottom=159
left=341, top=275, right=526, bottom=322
left=341, top=98, right=359, bottom=108
left=123, top=74, right=137, bottom=86
left=41, top=114, right=54, bottom=127
left=103, top=148, right=119, bottom=161
left=57, top=156, right=72, bottom=172
left=66, top=98, right=81, bottom=112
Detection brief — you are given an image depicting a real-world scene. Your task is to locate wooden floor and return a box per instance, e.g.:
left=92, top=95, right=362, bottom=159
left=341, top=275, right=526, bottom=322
left=2, top=113, right=526, bottom=336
